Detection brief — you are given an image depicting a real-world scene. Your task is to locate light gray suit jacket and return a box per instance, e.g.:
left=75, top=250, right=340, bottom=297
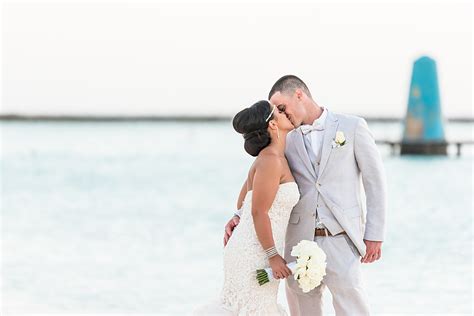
left=284, top=110, right=387, bottom=263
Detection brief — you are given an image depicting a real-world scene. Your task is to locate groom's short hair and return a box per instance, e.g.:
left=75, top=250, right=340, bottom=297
left=268, top=75, right=312, bottom=99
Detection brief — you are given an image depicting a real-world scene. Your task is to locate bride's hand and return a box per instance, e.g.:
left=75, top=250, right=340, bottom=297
left=269, top=255, right=292, bottom=279
left=223, top=215, right=240, bottom=247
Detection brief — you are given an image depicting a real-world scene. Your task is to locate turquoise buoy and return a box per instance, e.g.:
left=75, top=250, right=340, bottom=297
left=401, top=56, right=447, bottom=155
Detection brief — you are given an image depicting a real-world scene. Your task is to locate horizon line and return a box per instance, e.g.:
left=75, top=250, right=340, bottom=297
left=0, top=114, right=473, bottom=123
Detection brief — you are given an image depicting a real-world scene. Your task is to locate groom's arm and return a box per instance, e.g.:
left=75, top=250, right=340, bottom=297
left=354, top=118, right=387, bottom=242
left=236, top=179, right=248, bottom=214
left=224, top=179, right=247, bottom=246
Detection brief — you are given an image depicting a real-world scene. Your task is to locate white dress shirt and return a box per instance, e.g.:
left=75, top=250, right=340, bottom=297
left=301, top=106, right=328, bottom=169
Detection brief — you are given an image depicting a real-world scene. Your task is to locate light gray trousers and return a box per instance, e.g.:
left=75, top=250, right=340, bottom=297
left=285, top=234, right=371, bottom=316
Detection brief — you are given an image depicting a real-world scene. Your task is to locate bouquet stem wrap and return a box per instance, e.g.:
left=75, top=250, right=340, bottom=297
left=256, top=261, right=297, bottom=285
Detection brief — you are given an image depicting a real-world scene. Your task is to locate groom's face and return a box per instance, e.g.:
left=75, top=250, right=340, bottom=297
left=269, top=91, right=304, bottom=128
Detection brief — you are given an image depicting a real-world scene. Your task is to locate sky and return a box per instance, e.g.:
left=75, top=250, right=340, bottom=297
left=1, top=0, right=472, bottom=118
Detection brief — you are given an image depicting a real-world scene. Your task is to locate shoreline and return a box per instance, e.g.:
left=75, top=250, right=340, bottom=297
left=0, top=114, right=472, bottom=123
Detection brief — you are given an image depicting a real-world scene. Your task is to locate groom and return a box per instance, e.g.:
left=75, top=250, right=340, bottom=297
left=272, top=75, right=386, bottom=316
left=225, top=75, right=387, bottom=315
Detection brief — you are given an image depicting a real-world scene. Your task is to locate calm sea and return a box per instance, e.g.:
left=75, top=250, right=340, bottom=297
left=1, top=120, right=472, bottom=315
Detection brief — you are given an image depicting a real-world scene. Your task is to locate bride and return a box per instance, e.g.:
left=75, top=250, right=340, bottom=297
left=194, top=100, right=300, bottom=315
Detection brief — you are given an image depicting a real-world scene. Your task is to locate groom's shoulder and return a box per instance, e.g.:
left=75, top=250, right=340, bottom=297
left=331, top=111, right=366, bottom=129
left=286, top=129, right=298, bottom=141
left=288, top=128, right=297, bottom=136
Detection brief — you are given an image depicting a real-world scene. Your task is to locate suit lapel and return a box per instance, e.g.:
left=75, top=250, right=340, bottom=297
left=318, top=111, right=339, bottom=178
left=293, top=129, right=317, bottom=180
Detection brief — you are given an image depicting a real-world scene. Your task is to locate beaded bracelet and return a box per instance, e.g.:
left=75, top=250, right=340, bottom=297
left=264, top=246, right=278, bottom=259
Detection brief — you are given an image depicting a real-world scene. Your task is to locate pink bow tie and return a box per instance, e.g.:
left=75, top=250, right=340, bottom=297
left=301, top=122, right=324, bottom=135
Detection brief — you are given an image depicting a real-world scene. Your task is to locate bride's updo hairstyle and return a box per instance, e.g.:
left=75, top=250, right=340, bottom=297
left=232, top=100, right=275, bottom=157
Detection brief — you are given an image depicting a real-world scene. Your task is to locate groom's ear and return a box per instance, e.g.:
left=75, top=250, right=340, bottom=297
left=295, top=89, right=304, bottom=100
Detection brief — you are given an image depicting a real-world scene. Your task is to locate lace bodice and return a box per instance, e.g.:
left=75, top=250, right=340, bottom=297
left=240, top=182, right=300, bottom=221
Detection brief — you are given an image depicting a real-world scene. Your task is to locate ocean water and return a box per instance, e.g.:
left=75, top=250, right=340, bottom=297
left=1, top=120, right=472, bottom=315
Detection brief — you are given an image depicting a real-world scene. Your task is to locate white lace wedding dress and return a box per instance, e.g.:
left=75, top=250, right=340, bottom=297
left=193, top=182, right=300, bottom=315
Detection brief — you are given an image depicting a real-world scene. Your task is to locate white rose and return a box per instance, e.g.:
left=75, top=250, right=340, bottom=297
left=295, top=260, right=308, bottom=271
left=308, top=276, right=322, bottom=289
left=298, top=276, right=313, bottom=293
left=307, top=255, right=326, bottom=269
left=291, top=243, right=304, bottom=257
left=335, top=131, right=345, bottom=144
left=307, top=266, right=325, bottom=280
left=294, top=267, right=307, bottom=281
left=297, top=255, right=310, bottom=263
left=291, top=240, right=314, bottom=257
left=309, top=246, right=326, bottom=258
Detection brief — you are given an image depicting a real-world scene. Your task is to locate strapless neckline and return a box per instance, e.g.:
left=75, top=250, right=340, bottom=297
left=246, top=181, right=297, bottom=193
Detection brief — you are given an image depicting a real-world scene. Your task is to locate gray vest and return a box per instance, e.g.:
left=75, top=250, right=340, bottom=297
left=302, top=132, right=326, bottom=229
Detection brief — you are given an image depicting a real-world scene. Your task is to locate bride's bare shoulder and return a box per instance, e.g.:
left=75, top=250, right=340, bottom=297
left=254, top=153, right=283, bottom=172
left=246, top=153, right=283, bottom=188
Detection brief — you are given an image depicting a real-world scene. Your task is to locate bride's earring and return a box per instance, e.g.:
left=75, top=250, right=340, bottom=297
left=277, top=126, right=280, bottom=139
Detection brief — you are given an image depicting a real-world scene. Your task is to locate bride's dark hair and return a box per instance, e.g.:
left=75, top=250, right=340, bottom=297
left=232, top=100, right=275, bottom=157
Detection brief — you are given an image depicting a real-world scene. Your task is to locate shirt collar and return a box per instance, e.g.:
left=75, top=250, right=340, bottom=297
left=313, top=106, right=328, bottom=127
left=301, top=106, right=328, bottom=129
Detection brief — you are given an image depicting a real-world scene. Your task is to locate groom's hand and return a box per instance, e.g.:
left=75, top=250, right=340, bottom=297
left=223, top=216, right=240, bottom=247
left=361, top=240, right=382, bottom=263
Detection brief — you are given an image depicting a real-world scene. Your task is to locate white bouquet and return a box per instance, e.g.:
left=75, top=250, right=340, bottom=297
left=256, top=240, right=327, bottom=293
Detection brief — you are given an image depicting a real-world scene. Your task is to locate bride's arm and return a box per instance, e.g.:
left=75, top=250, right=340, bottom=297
left=251, top=155, right=292, bottom=279
left=251, top=155, right=280, bottom=250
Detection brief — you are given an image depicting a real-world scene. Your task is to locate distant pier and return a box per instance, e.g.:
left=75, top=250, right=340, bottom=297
left=376, top=140, right=473, bottom=156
